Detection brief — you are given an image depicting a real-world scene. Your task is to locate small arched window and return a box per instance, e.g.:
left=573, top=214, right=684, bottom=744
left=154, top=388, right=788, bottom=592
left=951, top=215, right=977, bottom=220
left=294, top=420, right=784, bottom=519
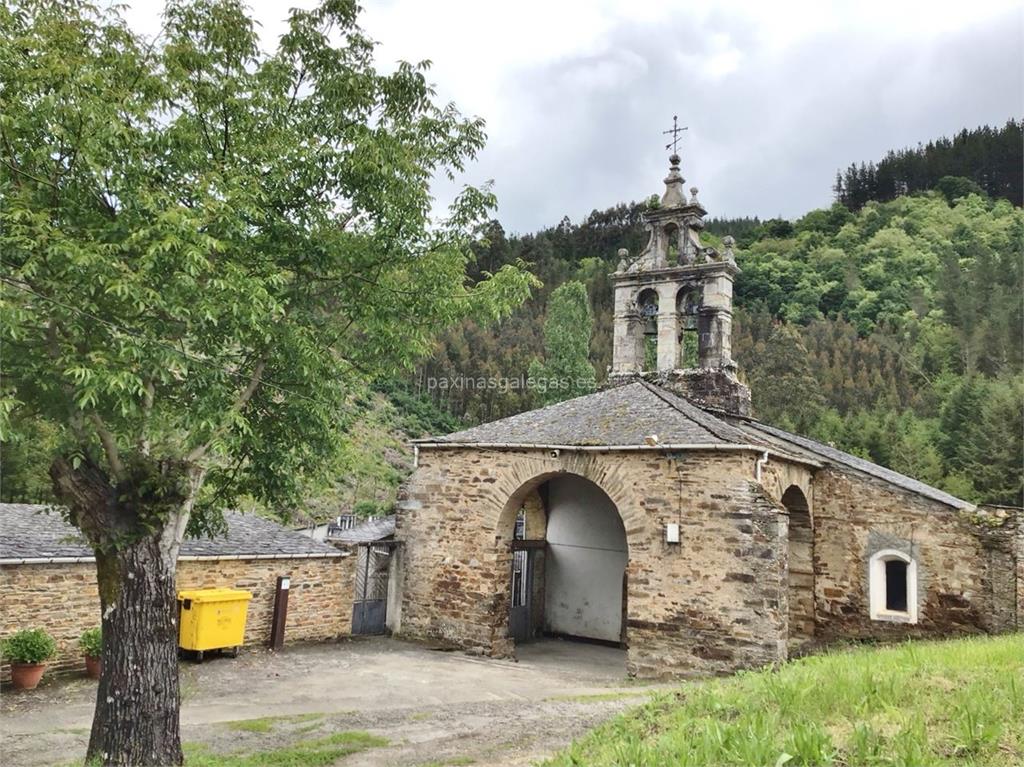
left=664, top=224, right=680, bottom=263
left=868, top=549, right=918, bottom=624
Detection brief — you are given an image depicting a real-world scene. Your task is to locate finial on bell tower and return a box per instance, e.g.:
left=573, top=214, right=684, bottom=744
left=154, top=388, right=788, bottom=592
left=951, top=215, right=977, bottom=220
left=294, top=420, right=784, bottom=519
left=662, top=153, right=687, bottom=207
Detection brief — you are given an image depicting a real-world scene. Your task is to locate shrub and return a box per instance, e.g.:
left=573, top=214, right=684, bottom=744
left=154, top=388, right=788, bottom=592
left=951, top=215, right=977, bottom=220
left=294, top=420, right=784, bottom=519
left=2, top=628, right=56, bottom=664
left=352, top=500, right=384, bottom=517
left=79, top=627, right=102, bottom=658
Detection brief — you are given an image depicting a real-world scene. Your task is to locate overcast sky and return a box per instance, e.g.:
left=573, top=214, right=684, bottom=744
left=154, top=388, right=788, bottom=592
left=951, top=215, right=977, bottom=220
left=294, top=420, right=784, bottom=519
left=126, top=0, right=1023, bottom=233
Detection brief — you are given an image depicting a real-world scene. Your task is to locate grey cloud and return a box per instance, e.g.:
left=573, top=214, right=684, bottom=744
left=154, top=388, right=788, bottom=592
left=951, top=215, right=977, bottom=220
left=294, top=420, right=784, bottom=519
left=445, top=7, right=1022, bottom=235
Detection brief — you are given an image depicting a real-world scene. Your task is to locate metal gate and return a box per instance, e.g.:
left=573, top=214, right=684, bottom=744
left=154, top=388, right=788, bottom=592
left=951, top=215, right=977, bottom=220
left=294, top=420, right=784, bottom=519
left=352, top=542, right=394, bottom=635
left=509, top=547, right=533, bottom=642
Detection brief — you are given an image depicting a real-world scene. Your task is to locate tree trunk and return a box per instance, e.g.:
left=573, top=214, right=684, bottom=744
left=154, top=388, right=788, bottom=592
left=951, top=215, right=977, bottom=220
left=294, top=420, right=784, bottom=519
left=50, top=455, right=201, bottom=767
left=88, top=540, right=183, bottom=766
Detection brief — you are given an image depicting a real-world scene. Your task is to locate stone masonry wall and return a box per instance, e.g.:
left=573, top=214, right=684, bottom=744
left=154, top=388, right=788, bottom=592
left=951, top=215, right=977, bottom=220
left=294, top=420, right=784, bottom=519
left=0, top=554, right=355, bottom=680
left=812, top=468, right=1019, bottom=641
left=396, top=447, right=788, bottom=678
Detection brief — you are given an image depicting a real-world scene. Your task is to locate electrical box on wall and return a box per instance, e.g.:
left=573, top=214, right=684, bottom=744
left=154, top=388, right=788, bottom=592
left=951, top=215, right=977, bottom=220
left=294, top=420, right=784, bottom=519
left=665, top=523, right=680, bottom=544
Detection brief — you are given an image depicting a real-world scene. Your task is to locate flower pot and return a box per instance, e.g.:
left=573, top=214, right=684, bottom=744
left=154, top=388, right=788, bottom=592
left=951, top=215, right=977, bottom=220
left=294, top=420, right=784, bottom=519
left=84, top=655, right=101, bottom=680
left=10, top=662, right=47, bottom=690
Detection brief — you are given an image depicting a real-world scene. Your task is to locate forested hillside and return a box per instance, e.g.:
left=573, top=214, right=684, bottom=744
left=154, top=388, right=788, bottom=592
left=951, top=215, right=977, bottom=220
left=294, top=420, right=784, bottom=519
left=415, top=153, right=1022, bottom=506
left=833, top=119, right=1022, bottom=210
left=3, top=124, right=1021, bottom=513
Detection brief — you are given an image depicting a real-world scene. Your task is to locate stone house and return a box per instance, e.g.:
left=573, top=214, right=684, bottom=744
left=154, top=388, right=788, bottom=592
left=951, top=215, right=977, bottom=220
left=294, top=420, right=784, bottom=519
left=392, top=153, right=1022, bottom=678
left=0, top=504, right=356, bottom=678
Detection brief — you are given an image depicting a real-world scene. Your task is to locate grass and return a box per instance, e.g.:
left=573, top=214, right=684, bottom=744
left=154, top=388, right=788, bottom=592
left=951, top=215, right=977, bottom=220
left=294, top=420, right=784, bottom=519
left=546, top=690, right=652, bottom=703
left=184, top=731, right=387, bottom=766
left=225, top=712, right=325, bottom=733
left=544, top=635, right=1023, bottom=767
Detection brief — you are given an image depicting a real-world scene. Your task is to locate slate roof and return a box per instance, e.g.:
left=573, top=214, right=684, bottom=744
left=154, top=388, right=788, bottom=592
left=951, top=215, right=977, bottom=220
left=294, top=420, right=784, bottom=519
left=415, top=380, right=758, bottom=447
left=416, top=378, right=971, bottom=510
left=329, top=515, right=396, bottom=544
left=0, top=504, right=343, bottom=562
left=725, top=418, right=972, bottom=510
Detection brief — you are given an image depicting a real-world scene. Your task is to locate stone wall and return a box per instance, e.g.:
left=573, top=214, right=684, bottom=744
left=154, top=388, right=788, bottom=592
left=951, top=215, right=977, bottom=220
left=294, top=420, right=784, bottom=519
left=396, top=447, right=788, bottom=678
left=812, top=468, right=1020, bottom=641
left=0, top=554, right=355, bottom=680
left=397, top=445, right=1020, bottom=679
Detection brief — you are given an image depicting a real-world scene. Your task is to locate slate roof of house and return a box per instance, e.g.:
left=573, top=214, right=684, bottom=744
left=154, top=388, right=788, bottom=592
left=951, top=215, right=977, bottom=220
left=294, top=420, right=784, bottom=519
left=415, top=380, right=758, bottom=448
left=415, top=379, right=971, bottom=510
left=329, top=515, right=396, bottom=544
left=0, top=504, right=343, bottom=562
left=725, top=417, right=973, bottom=510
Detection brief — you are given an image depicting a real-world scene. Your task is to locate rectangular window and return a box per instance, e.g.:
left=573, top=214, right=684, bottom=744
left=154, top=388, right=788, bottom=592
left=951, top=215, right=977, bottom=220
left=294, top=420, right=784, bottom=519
left=885, top=559, right=908, bottom=612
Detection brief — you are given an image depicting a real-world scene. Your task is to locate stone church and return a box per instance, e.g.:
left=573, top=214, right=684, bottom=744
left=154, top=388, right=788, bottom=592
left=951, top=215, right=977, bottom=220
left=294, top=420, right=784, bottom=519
left=391, top=152, right=1022, bottom=677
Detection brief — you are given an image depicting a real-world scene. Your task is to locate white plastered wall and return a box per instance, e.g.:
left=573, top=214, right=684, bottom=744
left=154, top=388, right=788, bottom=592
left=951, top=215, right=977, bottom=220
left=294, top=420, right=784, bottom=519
left=543, top=475, right=628, bottom=642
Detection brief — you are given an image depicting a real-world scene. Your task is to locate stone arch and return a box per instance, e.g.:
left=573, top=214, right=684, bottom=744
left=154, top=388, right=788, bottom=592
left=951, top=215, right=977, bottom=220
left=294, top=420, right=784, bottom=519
left=496, top=472, right=631, bottom=549
left=761, top=461, right=814, bottom=514
left=782, top=485, right=810, bottom=515
left=676, top=284, right=701, bottom=318
left=636, top=288, right=659, bottom=320
left=782, top=484, right=815, bottom=652
left=491, top=454, right=648, bottom=547
left=496, top=466, right=634, bottom=648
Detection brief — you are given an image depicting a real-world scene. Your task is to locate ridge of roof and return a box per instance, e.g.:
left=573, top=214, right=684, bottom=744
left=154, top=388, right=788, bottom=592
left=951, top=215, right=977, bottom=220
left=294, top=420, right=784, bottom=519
left=635, top=379, right=753, bottom=444
left=725, top=417, right=972, bottom=510
left=417, top=380, right=749, bottom=448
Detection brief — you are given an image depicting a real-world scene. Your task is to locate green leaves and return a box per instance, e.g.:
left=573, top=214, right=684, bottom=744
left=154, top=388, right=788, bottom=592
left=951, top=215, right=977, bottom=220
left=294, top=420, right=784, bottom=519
left=530, top=280, right=597, bottom=406
left=1, top=0, right=531, bottom=522
left=1, top=628, right=57, bottom=664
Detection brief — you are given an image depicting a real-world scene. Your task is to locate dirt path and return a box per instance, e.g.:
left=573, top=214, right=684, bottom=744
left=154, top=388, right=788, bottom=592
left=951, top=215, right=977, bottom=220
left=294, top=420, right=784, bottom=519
left=1, top=637, right=665, bottom=766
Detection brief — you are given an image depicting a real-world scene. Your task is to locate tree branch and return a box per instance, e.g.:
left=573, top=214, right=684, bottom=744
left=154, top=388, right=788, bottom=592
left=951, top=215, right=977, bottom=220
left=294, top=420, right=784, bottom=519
left=139, top=379, right=155, bottom=456
left=89, top=413, right=126, bottom=481
left=186, top=357, right=266, bottom=463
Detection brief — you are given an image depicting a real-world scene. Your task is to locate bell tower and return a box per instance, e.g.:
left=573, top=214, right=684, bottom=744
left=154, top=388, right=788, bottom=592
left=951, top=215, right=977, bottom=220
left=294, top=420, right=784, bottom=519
left=609, top=147, right=751, bottom=416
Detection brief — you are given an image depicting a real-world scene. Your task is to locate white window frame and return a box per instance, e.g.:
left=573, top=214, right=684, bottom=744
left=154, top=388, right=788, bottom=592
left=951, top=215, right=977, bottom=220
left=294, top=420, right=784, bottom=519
left=869, top=549, right=918, bottom=624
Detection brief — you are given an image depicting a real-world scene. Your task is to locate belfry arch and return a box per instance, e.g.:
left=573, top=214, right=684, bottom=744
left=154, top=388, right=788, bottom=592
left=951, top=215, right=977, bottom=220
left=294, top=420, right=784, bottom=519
left=497, top=472, right=629, bottom=649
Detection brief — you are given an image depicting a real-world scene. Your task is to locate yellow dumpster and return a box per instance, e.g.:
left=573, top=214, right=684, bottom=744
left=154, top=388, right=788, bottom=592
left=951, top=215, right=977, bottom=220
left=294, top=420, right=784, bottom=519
left=177, top=588, right=252, bottom=661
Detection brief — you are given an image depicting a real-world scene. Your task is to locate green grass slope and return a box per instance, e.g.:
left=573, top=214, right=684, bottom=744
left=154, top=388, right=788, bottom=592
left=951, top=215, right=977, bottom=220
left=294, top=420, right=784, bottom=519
left=545, top=635, right=1023, bottom=767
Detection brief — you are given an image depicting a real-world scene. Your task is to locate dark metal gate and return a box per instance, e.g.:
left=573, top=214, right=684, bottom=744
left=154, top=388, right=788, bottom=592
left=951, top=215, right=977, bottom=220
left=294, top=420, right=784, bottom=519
left=509, top=539, right=545, bottom=643
left=509, top=546, right=533, bottom=643
left=352, top=542, right=395, bottom=635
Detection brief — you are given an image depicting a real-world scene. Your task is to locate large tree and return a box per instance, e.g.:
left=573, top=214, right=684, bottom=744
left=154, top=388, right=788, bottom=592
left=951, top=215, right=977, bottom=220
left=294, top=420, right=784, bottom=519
left=528, top=280, right=596, bottom=405
left=0, top=1, right=532, bottom=764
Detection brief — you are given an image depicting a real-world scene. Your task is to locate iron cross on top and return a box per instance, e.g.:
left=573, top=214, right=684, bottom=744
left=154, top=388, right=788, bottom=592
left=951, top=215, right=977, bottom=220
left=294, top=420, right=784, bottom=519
left=663, top=115, right=688, bottom=154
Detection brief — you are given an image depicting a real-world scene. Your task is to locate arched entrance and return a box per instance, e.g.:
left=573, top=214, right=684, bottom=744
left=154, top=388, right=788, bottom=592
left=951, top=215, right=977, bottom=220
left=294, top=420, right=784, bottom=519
left=783, top=485, right=815, bottom=652
left=502, top=473, right=628, bottom=647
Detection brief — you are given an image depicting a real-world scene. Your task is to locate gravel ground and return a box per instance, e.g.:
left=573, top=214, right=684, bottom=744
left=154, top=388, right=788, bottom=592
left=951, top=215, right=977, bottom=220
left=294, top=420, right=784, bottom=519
left=0, top=637, right=665, bottom=766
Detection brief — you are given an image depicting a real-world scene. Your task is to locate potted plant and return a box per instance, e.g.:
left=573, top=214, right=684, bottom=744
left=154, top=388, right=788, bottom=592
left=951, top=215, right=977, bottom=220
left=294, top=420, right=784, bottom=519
left=79, top=627, right=102, bottom=679
left=2, top=628, right=56, bottom=690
